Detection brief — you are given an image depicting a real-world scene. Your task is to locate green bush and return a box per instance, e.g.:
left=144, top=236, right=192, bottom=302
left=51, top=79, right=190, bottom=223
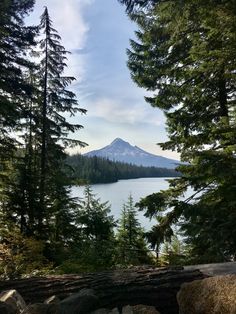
left=0, top=227, right=52, bottom=279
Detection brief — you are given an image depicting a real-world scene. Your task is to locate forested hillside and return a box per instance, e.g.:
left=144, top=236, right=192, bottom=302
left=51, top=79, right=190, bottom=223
left=67, top=154, right=179, bottom=184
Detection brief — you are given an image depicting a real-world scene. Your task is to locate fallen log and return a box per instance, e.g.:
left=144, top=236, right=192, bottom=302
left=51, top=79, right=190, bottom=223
left=0, top=266, right=205, bottom=314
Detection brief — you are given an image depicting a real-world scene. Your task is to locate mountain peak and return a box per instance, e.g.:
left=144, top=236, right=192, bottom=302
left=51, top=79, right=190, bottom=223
left=84, top=138, right=179, bottom=169
left=110, top=138, right=130, bottom=145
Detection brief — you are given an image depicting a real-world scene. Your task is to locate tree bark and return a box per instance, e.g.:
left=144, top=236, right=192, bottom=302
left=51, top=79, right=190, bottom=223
left=0, top=267, right=205, bottom=314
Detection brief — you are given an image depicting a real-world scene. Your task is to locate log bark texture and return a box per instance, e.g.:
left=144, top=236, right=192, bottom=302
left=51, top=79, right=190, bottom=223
left=0, top=267, right=205, bottom=314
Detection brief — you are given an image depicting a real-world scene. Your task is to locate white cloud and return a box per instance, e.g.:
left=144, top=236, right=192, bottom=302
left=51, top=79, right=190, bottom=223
left=85, top=98, right=165, bottom=126
left=46, top=0, right=91, bottom=49
left=27, top=0, right=93, bottom=82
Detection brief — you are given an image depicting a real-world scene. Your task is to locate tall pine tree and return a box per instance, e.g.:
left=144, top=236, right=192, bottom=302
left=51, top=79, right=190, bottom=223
left=0, top=7, right=87, bottom=263
left=37, top=7, right=87, bottom=233
left=121, top=0, right=236, bottom=262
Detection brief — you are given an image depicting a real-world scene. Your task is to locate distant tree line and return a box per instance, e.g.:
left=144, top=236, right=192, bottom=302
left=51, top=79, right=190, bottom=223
left=67, top=154, right=180, bottom=184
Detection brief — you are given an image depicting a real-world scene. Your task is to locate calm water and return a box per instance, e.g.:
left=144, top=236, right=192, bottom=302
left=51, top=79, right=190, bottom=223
left=71, top=177, right=172, bottom=231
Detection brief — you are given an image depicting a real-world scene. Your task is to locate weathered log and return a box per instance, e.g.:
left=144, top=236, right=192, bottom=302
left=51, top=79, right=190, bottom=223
left=0, top=266, right=205, bottom=314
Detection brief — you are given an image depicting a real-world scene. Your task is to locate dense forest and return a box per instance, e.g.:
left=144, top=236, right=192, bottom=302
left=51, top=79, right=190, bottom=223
left=0, top=0, right=235, bottom=278
left=67, top=154, right=179, bottom=184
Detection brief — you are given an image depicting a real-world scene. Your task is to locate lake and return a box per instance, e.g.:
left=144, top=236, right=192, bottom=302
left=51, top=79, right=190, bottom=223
left=71, top=177, right=172, bottom=231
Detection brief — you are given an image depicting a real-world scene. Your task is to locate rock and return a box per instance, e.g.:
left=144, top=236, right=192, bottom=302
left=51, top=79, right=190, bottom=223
left=44, top=295, right=60, bottom=304
left=91, top=309, right=119, bottom=314
left=0, top=301, right=15, bottom=314
left=60, top=288, right=99, bottom=314
left=131, top=305, right=160, bottom=313
left=122, top=305, right=160, bottom=314
left=110, top=308, right=120, bottom=314
left=0, top=289, right=26, bottom=313
left=122, top=305, right=133, bottom=314
left=21, top=303, right=48, bottom=314
left=177, top=274, right=236, bottom=314
left=21, top=302, right=60, bottom=314
left=90, top=308, right=120, bottom=314
left=90, top=309, right=111, bottom=314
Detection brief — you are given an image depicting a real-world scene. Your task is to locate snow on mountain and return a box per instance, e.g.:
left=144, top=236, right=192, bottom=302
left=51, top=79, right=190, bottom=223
left=84, top=138, right=179, bottom=169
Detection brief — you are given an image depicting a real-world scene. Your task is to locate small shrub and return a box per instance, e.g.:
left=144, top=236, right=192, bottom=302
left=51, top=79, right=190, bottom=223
left=0, top=227, right=52, bottom=279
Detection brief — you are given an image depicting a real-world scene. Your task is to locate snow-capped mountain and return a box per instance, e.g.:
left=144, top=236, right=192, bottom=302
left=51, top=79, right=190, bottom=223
left=84, top=138, right=179, bottom=169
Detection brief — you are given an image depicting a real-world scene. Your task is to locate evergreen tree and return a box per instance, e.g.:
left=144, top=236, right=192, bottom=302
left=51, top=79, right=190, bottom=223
left=0, top=0, right=35, bottom=158
left=123, top=1, right=236, bottom=261
left=118, top=0, right=156, bottom=14
left=69, top=186, right=116, bottom=271
left=116, top=195, right=152, bottom=265
left=78, top=186, right=115, bottom=240
left=0, top=1, right=38, bottom=238
left=159, top=235, right=189, bottom=266
left=0, top=6, right=87, bottom=266
left=36, top=7, right=87, bottom=232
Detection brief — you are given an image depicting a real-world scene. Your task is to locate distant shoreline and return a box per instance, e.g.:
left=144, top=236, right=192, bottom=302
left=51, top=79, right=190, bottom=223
left=72, top=175, right=179, bottom=186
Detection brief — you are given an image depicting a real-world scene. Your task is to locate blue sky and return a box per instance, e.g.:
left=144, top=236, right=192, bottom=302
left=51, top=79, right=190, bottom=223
left=27, top=0, right=179, bottom=159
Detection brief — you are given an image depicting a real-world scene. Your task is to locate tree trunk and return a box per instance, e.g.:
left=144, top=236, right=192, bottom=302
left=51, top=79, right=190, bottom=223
left=0, top=267, right=205, bottom=314
left=39, top=20, right=49, bottom=233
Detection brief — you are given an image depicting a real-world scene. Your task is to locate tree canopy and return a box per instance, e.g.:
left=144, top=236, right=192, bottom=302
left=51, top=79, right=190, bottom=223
left=124, top=0, right=236, bottom=262
left=0, top=0, right=35, bottom=158
left=118, top=0, right=156, bottom=14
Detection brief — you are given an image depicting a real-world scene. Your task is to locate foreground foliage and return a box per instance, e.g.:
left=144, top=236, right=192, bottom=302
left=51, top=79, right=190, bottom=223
left=58, top=186, right=116, bottom=273
left=0, top=3, right=87, bottom=275
left=0, top=189, right=154, bottom=278
left=0, top=226, right=52, bottom=279
left=116, top=195, right=154, bottom=266
left=120, top=0, right=236, bottom=262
